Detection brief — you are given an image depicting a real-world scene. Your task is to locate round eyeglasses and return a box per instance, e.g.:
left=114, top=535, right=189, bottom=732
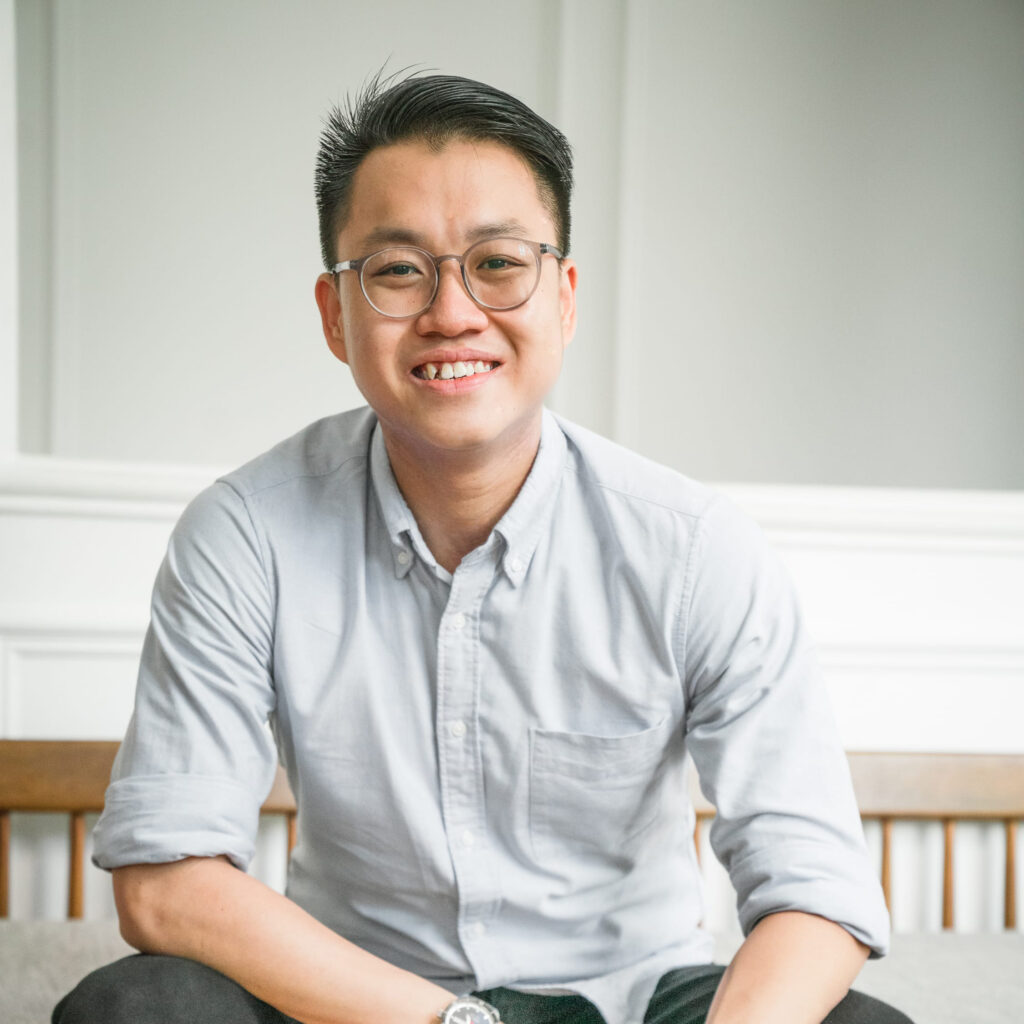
left=332, top=237, right=563, bottom=319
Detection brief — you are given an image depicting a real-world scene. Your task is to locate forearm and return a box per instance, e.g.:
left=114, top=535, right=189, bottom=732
left=705, top=911, right=869, bottom=1024
left=113, top=856, right=455, bottom=1024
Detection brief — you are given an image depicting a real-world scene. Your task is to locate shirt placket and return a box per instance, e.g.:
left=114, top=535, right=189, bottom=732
left=435, top=553, right=502, bottom=984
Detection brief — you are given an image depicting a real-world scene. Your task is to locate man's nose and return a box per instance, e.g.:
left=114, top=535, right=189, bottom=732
left=416, top=259, right=489, bottom=335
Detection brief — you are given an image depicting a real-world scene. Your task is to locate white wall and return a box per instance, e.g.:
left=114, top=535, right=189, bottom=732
left=3, top=0, right=1023, bottom=929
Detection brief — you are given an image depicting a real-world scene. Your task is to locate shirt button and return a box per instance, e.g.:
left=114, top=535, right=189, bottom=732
left=470, top=921, right=487, bottom=938
left=396, top=550, right=411, bottom=566
left=449, top=720, right=467, bottom=738
left=508, top=556, right=524, bottom=573
left=460, top=829, right=475, bottom=848
left=450, top=612, right=466, bottom=631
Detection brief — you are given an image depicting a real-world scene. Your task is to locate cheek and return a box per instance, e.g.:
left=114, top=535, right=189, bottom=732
left=341, top=316, right=403, bottom=375
left=519, top=284, right=567, bottom=341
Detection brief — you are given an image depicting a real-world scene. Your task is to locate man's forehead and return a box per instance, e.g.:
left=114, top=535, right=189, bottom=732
left=354, top=220, right=533, bottom=253
left=339, top=139, right=554, bottom=250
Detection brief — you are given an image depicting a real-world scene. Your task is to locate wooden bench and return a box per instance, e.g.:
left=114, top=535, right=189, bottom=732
left=0, top=740, right=296, bottom=918
left=691, top=751, right=1024, bottom=930
left=2, top=741, right=1022, bottom=926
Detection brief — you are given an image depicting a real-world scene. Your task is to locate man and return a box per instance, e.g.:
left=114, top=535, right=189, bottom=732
left=54, top=73, right=910, bottom=1024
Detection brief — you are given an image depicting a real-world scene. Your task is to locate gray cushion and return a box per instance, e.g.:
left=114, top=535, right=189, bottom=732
left=0, top=920, right=132, bottom=1024
left=854, top=932, right=1024, bottom=1024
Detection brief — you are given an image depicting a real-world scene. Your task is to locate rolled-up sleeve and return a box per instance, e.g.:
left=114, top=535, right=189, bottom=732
left=681, top=495, right=890, bottom=956
left=93, top=480, right=277, bottom=872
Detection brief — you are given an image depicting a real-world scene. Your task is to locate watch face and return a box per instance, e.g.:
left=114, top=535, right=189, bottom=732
left=448, top=1007, right=490, bottom=1024
left=443, top=997, right=499, bottom=1024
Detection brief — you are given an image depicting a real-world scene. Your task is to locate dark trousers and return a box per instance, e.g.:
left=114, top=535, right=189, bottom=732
left=53, top=954, right=914, bottom=1023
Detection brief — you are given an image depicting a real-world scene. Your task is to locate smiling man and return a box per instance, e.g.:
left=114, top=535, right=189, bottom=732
left=54, top=74, right=911, bottom=1024
left=314, top=134, right=577, bottom=575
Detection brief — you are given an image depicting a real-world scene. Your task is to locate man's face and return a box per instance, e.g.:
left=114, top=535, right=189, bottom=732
left=315, top=139, right=577, bottom=462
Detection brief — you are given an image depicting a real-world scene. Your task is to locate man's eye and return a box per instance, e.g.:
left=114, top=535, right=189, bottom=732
left=377, top=263, right=420, bottom=277
left=477, top=256, right=522, bottom=272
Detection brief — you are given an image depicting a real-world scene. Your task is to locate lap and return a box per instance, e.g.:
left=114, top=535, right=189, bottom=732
left=481, top=964, right=914, bottom=1024
left=54, top=954, right=913, bottom=1024
left=646, top=965, right=914, bottom=1024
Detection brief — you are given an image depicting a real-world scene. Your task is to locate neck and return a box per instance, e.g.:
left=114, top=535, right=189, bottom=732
left=382, top=421, right=542, bottom=574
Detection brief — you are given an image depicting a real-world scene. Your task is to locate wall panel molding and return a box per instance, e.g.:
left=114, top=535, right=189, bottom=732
left=1, top=452, right=1021, bottom=753
left=1, top=0, right=18, bottom=457
left=4, top=455, right=1019, bottom=540
left=721, top=482, right=1024, bottom=553
left=820, top=644, right=1024, bottom=754
left=0, top=454, right=221, bottom=516
left=0, top=624, right=142, bottom=737
left=548, top=0, right=627, bottom=436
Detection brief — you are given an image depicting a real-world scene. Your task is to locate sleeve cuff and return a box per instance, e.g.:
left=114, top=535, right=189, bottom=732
left=731, top=840, right=891, bottom=957
left=91, top=772, right=264, bottom=872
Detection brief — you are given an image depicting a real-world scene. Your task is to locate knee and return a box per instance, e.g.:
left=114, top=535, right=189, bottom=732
left=825, top=988, right=915, bottom=1024
left=52, top=954, right=260, bottom=1024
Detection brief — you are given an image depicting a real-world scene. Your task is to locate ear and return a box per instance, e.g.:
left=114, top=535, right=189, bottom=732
left=558, top=258, right=578, bottom=347
left=315, top=273, right=349, bottom=365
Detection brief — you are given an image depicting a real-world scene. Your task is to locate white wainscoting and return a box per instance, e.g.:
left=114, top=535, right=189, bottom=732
left=2, top=456, right=1022, bottom=929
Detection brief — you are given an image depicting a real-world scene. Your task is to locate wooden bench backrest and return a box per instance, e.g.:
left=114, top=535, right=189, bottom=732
left=0, top=740, right=295, bottom=919
left=3, top=741, right=1022, bottom=926
left=689, top=751, right=1024, bottom=930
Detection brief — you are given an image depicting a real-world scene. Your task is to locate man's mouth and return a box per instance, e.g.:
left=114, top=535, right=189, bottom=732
left=412, top=360, right=500, bottom=381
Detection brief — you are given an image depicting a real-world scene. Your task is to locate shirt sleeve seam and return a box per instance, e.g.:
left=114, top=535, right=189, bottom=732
left=675, top=495, right=721, bottom=699
left=216, top=478, right=276, bottom=622
left=222, top=452, right=370, bottom=499
left=563, top=461, right=708, bottom=520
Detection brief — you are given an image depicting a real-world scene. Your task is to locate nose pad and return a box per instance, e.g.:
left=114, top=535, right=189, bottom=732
left=435, top=258, right=473, bottom=302
left=419, top=259, right=487, bottom=329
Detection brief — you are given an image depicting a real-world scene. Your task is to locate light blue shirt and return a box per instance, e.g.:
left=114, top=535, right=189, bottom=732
left=94, top=407, right=889, bottom=1024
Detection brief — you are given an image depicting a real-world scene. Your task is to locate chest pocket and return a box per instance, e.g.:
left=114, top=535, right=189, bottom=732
left=528, top=718, right=678, bottom=869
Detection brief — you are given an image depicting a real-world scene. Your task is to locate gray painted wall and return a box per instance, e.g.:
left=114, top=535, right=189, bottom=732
left=15, top=0, right=1024, bottom=489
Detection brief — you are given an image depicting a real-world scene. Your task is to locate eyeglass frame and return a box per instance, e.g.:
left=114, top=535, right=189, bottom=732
left=331, top=237, right=565, bottom=319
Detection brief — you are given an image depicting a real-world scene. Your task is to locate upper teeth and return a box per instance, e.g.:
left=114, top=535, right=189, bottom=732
left=418, top=360, right=496, bottom=380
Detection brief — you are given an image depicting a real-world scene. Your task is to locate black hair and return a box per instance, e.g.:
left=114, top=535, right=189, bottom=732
left=315, top=70, right=574, bottom=269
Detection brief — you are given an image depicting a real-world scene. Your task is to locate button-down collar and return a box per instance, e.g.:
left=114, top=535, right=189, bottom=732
left=369, top=411, right=567, bottom=586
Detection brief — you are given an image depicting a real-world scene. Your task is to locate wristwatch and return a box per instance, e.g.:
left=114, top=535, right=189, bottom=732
left=437, top=995, right=501, bottom=1024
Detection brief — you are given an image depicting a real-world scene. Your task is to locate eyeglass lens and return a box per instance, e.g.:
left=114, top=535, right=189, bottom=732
left=360, top=238, right=540, bottom=317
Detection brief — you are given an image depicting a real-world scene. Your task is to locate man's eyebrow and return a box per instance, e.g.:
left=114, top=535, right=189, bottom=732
left=465, top=221, right=530, bottom=244
left=357, top=221, right=531, bottom=253
left=358, top=227, right=426, bottom=250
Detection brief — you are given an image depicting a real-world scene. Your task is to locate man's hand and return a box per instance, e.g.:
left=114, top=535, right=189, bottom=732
left=114, top=856, right=455, bottom=1024
left=705, top=910, right=870, bottom=1024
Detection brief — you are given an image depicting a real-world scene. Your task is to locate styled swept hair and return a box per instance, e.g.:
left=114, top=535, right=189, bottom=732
left=315, top=70, right=574, bottom=269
